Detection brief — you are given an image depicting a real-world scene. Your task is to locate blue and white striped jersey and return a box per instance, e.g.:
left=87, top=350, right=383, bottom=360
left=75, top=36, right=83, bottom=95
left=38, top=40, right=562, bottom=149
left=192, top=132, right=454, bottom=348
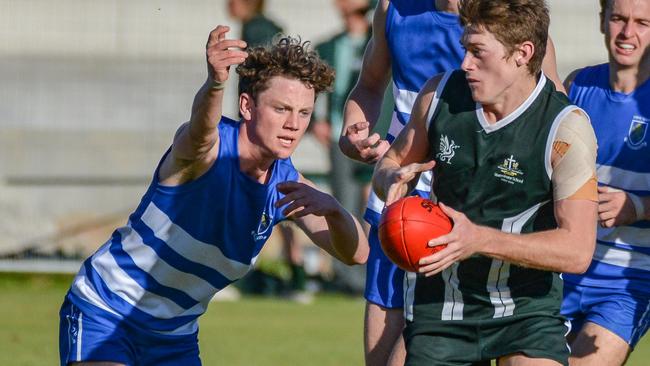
left=365, top=0, right=464, bottom=225
left=67, top=117, right=299, bottom=334
left=563, top=63, right=650, bottom=293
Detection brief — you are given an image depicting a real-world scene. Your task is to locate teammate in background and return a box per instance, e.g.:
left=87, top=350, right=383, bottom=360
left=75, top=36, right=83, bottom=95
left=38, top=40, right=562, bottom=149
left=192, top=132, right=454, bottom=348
left=311, top=0, right=373, bottom=295
left=59, top=26, right=368, bottom=366
left=228, top=0, right=309, bottom=302
left=312, top=0, right=371, bottom=220
left=373, top=0, right=597, bottom=364
left=560, top=0, right=650, bottom=364
left=227, top=0, right=282, bottom=47
left=340, top=0, right=563, bottom=364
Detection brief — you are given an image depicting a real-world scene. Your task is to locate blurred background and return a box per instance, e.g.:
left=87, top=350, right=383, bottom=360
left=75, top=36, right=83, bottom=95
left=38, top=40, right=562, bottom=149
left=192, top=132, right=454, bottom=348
left=0, top=0, right=606, bottom=277
left=3, top=1, right=639, bottom=364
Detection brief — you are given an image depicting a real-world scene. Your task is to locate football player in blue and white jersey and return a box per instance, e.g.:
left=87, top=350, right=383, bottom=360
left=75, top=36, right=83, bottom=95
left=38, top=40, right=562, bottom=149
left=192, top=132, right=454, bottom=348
left=561, top=1, right=650, bottom=365
left=59, top=25, right=369, bottom=366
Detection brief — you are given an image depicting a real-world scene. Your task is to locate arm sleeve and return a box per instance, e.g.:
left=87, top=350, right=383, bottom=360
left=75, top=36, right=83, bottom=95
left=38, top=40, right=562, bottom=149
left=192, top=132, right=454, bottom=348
left=551, top=109, right=598, bottom=201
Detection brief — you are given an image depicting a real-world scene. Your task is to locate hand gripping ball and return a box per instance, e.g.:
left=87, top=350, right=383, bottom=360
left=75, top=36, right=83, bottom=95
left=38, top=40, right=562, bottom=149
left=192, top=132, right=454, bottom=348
left=378, top=196, right=453, bottom=272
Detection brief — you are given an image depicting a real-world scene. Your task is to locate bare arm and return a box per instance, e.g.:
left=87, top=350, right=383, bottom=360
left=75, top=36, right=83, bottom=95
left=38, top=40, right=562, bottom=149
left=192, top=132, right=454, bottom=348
left=372, top=75, right=442, bottom=205
left=275, top=175, right=369, bottom=265
left=158, top=26, right=247, bottom=185
left=339, top=0, right=392, bottom=164
left=542, top=37, right=566, bottom=94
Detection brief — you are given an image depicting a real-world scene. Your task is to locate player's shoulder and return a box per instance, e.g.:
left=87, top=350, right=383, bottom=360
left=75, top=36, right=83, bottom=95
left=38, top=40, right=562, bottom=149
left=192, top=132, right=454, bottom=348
left=422, top=70, right=457, bottom=95
left=564, top=63, right=608, bottom=94
left=556, top=107, right=595, bottom=147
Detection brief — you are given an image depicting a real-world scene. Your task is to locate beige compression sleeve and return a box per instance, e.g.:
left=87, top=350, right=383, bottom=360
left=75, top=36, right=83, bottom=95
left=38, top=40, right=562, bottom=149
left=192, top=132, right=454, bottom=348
left=551, top=109, right=598, bottom=201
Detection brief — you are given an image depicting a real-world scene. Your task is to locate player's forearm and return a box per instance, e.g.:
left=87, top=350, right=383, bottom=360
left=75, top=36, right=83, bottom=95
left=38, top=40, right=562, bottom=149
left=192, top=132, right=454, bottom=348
left=185, top=79, right=224, bottom=154
left=343, top=84, right=385, bottom=133
left=324, top=209, right=369, bottom=265
left=372, top=154, right=401, bottom=202
left=477, top=225, right=595, bottom=274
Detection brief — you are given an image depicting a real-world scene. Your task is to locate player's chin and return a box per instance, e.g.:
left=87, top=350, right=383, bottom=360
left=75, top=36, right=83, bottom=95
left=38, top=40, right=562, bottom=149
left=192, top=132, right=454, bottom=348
left=274, top=146, right=298, bottom=160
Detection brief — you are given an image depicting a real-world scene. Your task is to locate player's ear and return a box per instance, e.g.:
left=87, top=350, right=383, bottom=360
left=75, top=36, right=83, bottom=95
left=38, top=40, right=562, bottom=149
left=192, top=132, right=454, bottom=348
left=239, top=92, right=254, bottom=121
left=515, top=41, right=534, bottom=68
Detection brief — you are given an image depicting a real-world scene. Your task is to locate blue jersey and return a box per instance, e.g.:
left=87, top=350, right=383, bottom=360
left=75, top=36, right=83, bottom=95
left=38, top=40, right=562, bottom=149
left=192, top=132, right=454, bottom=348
left=563, top=64, right=650, bottom=293
left=365, top=0, right=464, bottom=225
left=67, top=117, right=299, bottom=334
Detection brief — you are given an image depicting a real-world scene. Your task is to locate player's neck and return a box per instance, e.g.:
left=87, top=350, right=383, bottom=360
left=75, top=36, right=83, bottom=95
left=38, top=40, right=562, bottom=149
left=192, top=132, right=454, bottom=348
left=609, top=60, right=650, bottom=94
left=434, top=0, right=459, bottom=14
left=481, top=75, right=538, bottom=124
left=238, top=131, right=274, bottom=184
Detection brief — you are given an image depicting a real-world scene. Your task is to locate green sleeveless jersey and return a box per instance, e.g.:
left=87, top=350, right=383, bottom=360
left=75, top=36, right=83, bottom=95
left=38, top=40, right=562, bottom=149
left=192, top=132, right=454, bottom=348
left=405, top=71, right=579, bottom=329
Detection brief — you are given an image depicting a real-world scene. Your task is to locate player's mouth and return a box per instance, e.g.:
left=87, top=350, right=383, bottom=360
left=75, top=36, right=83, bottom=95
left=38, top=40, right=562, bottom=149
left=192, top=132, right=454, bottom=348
left=615, top=41, right=636, bottom=55
left=278, top=136, right=295, bottom=148
left=466, top=76, right=480, bottom=86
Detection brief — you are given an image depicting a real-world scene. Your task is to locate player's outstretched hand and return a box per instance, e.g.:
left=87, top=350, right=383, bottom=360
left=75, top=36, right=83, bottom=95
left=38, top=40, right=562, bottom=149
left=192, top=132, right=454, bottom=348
left=597, top=185, right=638, bottom=227
left=276, top=181, right=340, bottom=218
left=339, top=121, right=390, bottom=164
left=206, top=25, right=248, bottom=85
left=385, top=160, right=436, bottom=206
left=417, top=203, right=485, bottom=277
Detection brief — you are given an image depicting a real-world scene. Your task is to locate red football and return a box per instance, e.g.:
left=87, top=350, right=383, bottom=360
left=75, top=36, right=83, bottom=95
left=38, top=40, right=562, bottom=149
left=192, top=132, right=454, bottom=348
left=378, top=196, right=453, bottom=272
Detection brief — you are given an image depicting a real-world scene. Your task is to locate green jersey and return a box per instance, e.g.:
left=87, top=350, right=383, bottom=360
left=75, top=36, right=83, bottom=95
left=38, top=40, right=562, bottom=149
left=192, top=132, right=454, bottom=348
left=405, top=70, right=579, bottom=329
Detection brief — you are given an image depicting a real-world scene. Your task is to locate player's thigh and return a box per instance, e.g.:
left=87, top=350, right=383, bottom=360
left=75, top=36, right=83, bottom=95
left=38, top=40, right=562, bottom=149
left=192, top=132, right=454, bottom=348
left=568, top=322, right=630, bottom=366
left=364, top=302, right=404, bottom=343
left=365, top=302, right=404, bottom=365
left=498, top=353, right=562, bottom=366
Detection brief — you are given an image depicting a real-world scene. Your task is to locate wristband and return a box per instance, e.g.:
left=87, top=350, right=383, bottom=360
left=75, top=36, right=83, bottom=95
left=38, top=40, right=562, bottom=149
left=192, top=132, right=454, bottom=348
left=210, top=80, right=226, bottom=90
left=628, top=193, right=646, bottom=221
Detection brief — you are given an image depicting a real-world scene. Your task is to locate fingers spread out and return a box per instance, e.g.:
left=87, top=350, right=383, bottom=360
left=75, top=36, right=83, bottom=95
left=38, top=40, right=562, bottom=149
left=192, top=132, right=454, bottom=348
left=428, top=233, right=451, bottom=248
left=282, top=199, right=308, bottom=217
left=207, top=25, right=230, bottom=47
left=359, top=133, right=380, bottom=149
left=347, top=121, right=370, bottom=135
left=277, top=181, right=303, bottom=194
left=417, top=250, right=455, bottom=277
left=385, top=184, right=407, bottom=206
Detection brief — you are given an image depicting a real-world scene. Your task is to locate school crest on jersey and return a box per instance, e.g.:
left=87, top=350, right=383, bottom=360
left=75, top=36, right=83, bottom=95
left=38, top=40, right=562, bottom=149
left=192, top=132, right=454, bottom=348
left=436, top=135, right=460, bottom=164
left=252, top=210, right=273, bottom=241
left=494, top=155, right=524, bottom=185
left=625, top=115, right=648, bottom=150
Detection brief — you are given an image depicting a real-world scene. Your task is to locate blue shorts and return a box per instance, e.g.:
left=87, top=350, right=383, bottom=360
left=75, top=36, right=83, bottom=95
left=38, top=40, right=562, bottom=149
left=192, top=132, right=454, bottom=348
left=59, top=296, right=201, bottom=366
left=561, top=281, right=650, bottom=347
left=364, top=225, right=405, bottom=309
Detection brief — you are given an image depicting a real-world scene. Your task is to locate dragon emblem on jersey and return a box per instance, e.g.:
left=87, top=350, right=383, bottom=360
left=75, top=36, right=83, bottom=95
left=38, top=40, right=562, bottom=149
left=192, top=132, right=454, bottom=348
left=253, top=210, right=273, bottom=241
left=625, top=115, right=648, bottom=150
left=495, top=155, right=524, bottom=185
left=436, top=135, right=460, bottom=164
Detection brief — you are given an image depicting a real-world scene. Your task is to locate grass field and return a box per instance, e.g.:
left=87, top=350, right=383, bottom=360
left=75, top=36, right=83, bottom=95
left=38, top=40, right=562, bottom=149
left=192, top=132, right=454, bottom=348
left=1, top=273, right=648, bottom=365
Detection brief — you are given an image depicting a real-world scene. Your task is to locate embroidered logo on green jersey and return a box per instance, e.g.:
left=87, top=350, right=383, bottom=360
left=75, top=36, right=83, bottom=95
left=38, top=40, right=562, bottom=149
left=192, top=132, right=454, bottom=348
left=494, top=155, right=524, bottom=184
left=436, top=135, right=460, bottom=164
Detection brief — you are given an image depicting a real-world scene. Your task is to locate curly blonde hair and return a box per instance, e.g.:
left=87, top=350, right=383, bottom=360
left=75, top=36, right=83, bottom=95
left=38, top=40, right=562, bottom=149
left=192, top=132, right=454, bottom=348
left=236, top=37, right=335, bottom=100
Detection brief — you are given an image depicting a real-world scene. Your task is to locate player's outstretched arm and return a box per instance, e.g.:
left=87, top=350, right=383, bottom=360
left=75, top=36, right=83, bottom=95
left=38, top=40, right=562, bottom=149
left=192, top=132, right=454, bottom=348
left=275, top=176, right=369, bottom=265
left=159, top=25, right=247, bottom=184
left=373, top=75, right=442, bottom=205
left=419, top=110, right=598, bottom=276
left=339, top=0, right=392, bottom=164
